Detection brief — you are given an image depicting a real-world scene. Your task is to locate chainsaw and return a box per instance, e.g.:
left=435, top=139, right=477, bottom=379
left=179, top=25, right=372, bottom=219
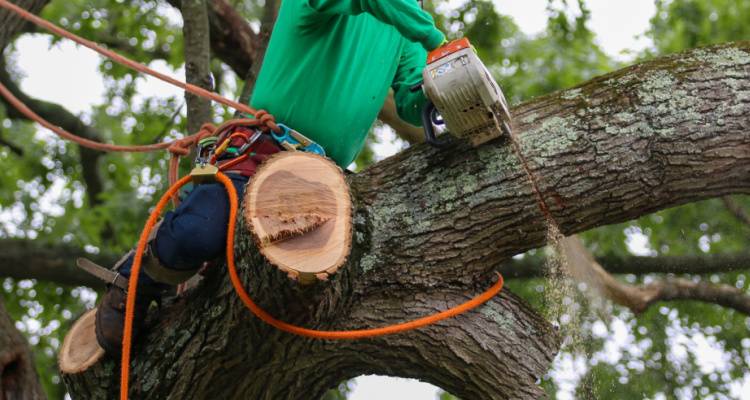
left=418, top=38, right=512, bottom=147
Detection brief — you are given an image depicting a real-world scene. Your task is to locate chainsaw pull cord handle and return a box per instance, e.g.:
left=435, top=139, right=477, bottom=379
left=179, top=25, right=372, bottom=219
left=421, top=101, right=451, bottom=148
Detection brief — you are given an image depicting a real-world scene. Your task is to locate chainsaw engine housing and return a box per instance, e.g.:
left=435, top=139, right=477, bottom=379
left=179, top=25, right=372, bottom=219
left=422, top=38, right=512, bottom=146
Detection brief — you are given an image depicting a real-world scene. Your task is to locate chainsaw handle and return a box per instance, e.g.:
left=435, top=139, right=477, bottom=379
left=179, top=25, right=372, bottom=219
left=421, top=101, right=451, bottom=148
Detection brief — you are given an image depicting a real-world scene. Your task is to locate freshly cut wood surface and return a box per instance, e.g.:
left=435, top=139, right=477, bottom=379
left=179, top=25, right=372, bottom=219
left=244, top=152, right=352, bottom=281
left=59, top=308, right=104, bottom=374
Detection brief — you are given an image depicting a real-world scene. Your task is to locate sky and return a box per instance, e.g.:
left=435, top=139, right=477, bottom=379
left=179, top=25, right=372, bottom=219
left=7, top=1, right=750, bottom=399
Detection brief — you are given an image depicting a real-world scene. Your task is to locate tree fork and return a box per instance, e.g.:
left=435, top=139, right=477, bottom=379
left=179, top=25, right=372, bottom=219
left=63, top=42, right=750, bottom=399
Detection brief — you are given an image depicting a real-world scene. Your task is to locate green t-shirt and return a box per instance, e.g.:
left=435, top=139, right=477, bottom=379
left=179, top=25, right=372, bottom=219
left=250, top=0, right=445, bottom=167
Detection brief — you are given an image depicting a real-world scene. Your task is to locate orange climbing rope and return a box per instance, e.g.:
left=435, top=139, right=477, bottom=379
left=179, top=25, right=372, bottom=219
left=0, top=3, right=505, bottom=397
left=121, top=171, right=504, bottom=399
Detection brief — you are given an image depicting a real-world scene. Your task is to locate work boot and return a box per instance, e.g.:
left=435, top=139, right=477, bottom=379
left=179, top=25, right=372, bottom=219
left=94, top=282, right=160, bottom=355
left=83, top=220, right=199, bottom=354
left=82, top=248, right=165, bottom=355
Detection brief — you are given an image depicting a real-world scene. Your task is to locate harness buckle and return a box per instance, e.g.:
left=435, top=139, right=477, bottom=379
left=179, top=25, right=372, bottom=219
left=189, top=163, right=219, bottom=184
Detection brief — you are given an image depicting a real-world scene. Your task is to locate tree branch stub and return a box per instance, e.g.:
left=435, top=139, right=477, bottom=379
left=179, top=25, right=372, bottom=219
left=244, top=152, right=352, bottom=283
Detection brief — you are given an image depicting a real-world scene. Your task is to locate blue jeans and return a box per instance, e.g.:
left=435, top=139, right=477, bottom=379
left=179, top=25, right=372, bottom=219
left=119, top=173, right=248, bottom=287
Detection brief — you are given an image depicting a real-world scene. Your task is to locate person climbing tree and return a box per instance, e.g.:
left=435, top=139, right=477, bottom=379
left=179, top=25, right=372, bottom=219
left=93, top=0, right=446, bottom=354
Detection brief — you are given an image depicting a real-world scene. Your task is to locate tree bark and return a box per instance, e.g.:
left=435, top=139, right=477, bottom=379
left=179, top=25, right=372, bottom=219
left=63, top=42, right=750, bottom=399
left=0, top=298, right=45, bottom=400
left=0, top=0, right=47, bottom=50
left=181, top=0, right=213, bottom=134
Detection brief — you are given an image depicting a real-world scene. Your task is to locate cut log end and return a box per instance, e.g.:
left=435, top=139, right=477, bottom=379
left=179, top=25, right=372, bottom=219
left=59, top=308, right=105, bottom=374
left=244, top=152, right=352, bottom=282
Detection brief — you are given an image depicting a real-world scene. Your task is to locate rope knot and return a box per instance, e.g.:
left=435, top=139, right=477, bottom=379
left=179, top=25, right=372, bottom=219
left=167, top=123, right=218, bottom=157
left=254, top=109, right=282, bottom=133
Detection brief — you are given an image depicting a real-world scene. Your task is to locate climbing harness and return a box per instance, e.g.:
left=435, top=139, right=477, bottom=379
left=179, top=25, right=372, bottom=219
left=0, top=2, right=507, bottom=399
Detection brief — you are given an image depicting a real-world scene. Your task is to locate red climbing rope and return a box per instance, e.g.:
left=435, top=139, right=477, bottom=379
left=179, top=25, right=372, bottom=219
left=121, top=171, right=504, bottom=399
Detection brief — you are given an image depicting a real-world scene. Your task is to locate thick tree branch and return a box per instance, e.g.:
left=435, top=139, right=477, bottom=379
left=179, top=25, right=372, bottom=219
left=0, top=239, right=116, bottom=288
left=559, top=235, right=750, bottom=315
left=206, top=0, right=258, bottom=77
left=330, top=288, right=558, bottom=399
left=165, top=0, right=258, bottom=77
left=0, top=4, right=50, bottom=397
left=64, top=42, right=750, bottom=399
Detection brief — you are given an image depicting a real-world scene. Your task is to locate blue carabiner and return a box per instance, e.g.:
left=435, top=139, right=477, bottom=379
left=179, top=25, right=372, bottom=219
left=272, top=124, right=326, bottom=156
left=271, top=124, right=294, bottom=146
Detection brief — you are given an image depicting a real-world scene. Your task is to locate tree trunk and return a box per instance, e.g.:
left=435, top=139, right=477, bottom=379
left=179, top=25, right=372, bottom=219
left=0, top=298, right=45, bottom=400
left=63, top=42, right=750, bottom=399
left=181, top=0, right=213, bottom=134
left=0, top=0, right=47, bottom=50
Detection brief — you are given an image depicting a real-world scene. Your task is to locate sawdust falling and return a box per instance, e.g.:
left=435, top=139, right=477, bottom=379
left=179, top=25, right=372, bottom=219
left=506, top=123, right=591, bottom=356
left=542, top=224, right=585, bottom=350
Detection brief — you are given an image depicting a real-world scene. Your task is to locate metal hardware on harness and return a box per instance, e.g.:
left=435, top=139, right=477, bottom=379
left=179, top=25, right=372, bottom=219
left=195, top=136, right=218, bottom=165
left=190, top=163, right=219, bottom=184
left=236, top=130, right=263, bottom=155
left=272, top=123, right=326, bottom=156
left=190, top=136, right=220, bottom=184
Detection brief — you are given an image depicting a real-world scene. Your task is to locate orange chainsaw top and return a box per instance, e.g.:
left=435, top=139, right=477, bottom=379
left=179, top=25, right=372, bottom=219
left=249, top=0, right=445, bottom=167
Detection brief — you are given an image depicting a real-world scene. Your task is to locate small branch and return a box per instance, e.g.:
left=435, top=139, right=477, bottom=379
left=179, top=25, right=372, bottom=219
left=641, top=278, right=750, bottom=315
left=722, top=195, right=750, bottom=228
left=153, top=102, right=184, bottom=143
left=500, top=250, right=750, bottom=279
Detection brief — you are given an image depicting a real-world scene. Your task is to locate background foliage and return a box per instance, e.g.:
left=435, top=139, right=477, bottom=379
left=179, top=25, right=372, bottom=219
left=1, top=0, right=748, bottom=398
